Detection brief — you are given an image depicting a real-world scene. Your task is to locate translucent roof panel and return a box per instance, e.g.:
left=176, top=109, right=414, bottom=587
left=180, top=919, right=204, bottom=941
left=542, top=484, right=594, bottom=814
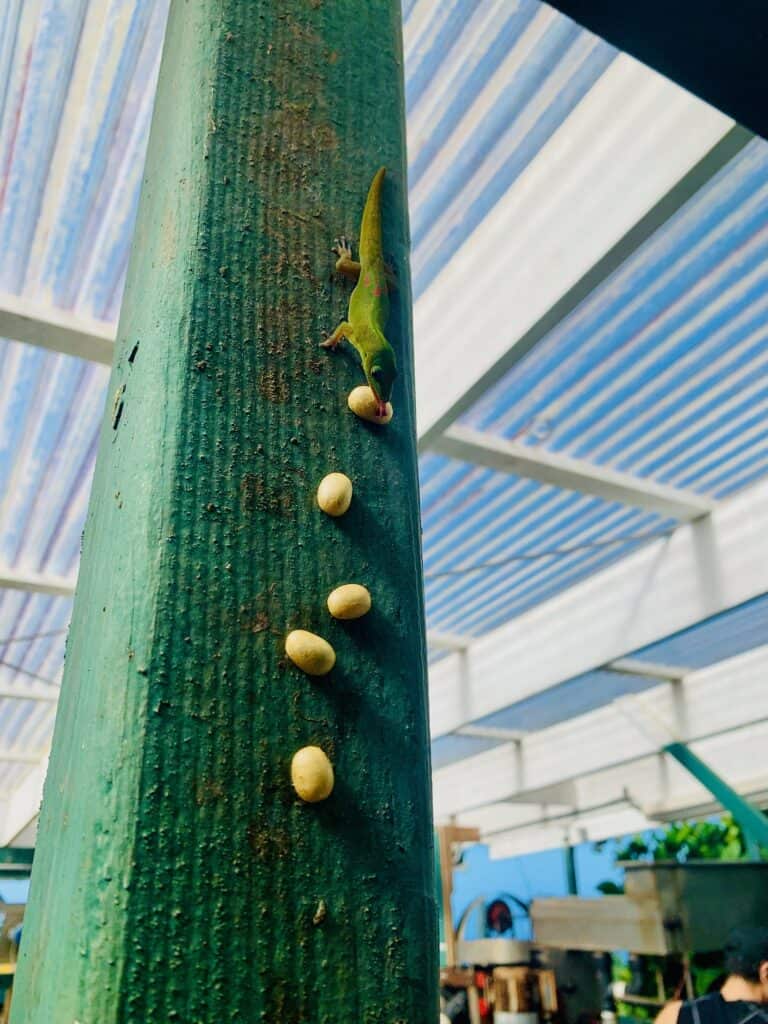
left=405, top=0, right=617, bottom=297
left=431, top=668, right=660, bottom=770
left=631, top=592, right=768, bottom=670
left=0, top=342, right=108, bottom=580
left=434, top=645, right=768, bottom=853
left=0, top=0, right=169, bottom=317
left=462, top=139, right=768, bottom=502
left=475, top=669, right=659, bottom=733
left=421, top=453, right=672, bottom=636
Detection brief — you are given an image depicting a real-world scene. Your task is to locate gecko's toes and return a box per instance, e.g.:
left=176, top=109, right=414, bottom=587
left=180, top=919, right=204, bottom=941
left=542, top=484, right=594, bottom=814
left=332, top=236, right=351, bottom=257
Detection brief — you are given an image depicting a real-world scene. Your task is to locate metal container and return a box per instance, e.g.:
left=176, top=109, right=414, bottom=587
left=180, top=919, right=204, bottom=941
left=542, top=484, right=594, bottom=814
left=456, top=937, right=533, bottom=967
left=455, top=894, right=533, bottom=967
left=531, top=861, right=768, bottom=954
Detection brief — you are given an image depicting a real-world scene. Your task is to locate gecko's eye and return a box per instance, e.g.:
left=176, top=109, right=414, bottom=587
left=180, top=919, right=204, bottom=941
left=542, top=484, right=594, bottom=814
left=371, top=367, right=383, bottom=381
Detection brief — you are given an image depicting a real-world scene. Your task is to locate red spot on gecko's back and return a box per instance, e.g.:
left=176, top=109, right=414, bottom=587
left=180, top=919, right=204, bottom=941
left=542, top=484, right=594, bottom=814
left=372, top=285, right=383, bottom=297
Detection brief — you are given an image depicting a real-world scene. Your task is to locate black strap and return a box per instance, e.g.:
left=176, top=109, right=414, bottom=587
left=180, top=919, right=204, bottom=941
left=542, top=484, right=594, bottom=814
left=679, top=996, right=768, bottom=1024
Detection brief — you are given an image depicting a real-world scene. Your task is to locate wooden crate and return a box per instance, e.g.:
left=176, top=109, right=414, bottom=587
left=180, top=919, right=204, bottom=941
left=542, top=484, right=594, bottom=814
left=493, top=966, right=559, bottom=1016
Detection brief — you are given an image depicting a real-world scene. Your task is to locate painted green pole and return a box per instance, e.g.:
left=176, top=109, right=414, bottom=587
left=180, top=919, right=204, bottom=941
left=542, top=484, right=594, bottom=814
left=665, top=742, right=768, bottom=860
left=564, top=842, right=578, bottom=895
left=12, top=2, right=437, bottom=1021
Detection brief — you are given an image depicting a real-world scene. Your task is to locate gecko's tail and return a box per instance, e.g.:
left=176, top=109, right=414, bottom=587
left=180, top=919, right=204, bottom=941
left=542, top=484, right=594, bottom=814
left=358, top=166, right=386, bottom=266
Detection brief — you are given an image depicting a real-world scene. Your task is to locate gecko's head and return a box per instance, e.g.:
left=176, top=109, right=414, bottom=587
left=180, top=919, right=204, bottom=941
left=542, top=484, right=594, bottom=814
left=365, top=347, right=397, bottom=417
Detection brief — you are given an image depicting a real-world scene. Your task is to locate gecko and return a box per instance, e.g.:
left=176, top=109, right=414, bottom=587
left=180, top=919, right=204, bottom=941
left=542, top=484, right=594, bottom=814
left=321, top=166, right=397, bottom=418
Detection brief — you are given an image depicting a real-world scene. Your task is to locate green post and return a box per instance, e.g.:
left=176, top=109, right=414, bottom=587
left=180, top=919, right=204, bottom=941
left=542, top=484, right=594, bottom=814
left=564, top=842, right=578, bottom=895
left=665, top=742, right=768, bottom=860
left=12, top=2, right=437, bottom=1021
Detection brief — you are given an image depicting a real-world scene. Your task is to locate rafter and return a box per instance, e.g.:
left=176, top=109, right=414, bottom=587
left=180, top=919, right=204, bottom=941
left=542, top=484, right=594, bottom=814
left=0, top=566, right=76, bottom=598
left=432, top=425, right=713, bottom=520
left=0, top=291, right=114, bottom=364
left=427, top=629, right=471, bottom=652
left=0, top=683, right=58, bottom=703
left=455, top=724, right=526, bottom=742
left=0, top=759, right=48, bottom=846
left=607, top=657, right=690, bottom=682
left=0, top=749, right=47, bottom=764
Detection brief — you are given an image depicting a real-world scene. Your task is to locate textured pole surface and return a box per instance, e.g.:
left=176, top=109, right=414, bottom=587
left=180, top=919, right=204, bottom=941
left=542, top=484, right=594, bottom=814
left=12, top=1, right=437, bottom=1020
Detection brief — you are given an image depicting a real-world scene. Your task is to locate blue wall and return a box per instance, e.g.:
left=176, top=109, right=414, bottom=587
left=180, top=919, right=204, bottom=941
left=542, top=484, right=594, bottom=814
left=452, top=840, right=624, bottom=937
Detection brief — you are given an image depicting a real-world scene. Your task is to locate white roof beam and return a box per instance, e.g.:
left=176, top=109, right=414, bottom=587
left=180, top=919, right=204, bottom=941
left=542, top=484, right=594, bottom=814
left=432, top=425, right=713, bottom=521
left=455, top=725, right=526, bottom=742
left=0, top=749, right=48, bottom=764
left=0, top=291, right=114, bottom=364
left=427, top=629, right=471, bottom=652
left=415, top=55, right=749, bottom=448
left=481, top=794, right=632, bottom=839
left=0, top=566, right=76, bottom=597
left=607, top=657, right=690, bottom=682
left=434, top=645, right=768, bottom=820
left=0, top=683, right=58, bottom=703
left=428, top=475, right=768, bottom=738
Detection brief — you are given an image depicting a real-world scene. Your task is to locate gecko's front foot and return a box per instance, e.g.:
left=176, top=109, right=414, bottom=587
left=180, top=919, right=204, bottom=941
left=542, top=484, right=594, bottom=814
left=332, top=236, right=353, bottom=263
left=332, top=237, right=361, bottom=279
left=320, top=321, right=351, bottom=350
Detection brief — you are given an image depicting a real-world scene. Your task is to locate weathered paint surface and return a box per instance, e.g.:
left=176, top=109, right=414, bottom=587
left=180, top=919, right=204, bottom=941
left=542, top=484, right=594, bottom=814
left=11, top=1, right=437, bottom=1020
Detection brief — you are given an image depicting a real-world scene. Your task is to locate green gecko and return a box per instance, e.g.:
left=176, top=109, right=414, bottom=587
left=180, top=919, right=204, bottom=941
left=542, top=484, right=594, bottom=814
left=321, top=166, right=397, bottom=417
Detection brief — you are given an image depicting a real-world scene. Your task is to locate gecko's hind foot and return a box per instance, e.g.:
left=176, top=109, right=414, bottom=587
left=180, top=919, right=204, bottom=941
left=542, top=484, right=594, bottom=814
left=319, top=331, right=339, bottom=350
left=332, top=236, right=353, bottom=261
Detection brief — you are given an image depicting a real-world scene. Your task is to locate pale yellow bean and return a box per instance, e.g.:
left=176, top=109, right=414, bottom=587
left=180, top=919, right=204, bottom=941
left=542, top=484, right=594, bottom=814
left=317, top=472, right=353, bottom=516
left=347, top=385, right=393, bottom=424
left=285, top=629, right=336, bottom=676
left=327, top=583, right=372, bottom=620
left=291, top=746, right=334, bottom=802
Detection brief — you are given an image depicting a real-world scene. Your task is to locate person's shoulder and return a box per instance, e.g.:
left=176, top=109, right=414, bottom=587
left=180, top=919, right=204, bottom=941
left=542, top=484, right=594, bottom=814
left=655, top=999, right=684, bottom=1024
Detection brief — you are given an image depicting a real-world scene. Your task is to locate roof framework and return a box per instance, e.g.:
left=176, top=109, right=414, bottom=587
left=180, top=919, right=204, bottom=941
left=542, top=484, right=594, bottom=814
left=0, top=0, right=766, bottom=854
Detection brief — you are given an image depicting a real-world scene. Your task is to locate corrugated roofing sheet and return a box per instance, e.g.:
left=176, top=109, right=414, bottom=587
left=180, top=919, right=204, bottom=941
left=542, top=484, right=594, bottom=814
left=421, top=459, right=672, bottom=636
left=406, top=0, right=617, bottom=297
left=0, top=0, right=766, bottom=848
left=0, top=0, right=168, bottom=314
left=463, top=139, right=768, bottom=501
left=632, top=591, right=768, bottom=670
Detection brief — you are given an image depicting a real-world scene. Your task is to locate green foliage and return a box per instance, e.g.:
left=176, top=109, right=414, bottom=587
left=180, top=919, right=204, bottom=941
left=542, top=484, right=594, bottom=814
left=614, top=815, right=748, bottom=864
left=595, top=815, right=754, bottom=901
left=596, top=880, right=624, bottom=895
